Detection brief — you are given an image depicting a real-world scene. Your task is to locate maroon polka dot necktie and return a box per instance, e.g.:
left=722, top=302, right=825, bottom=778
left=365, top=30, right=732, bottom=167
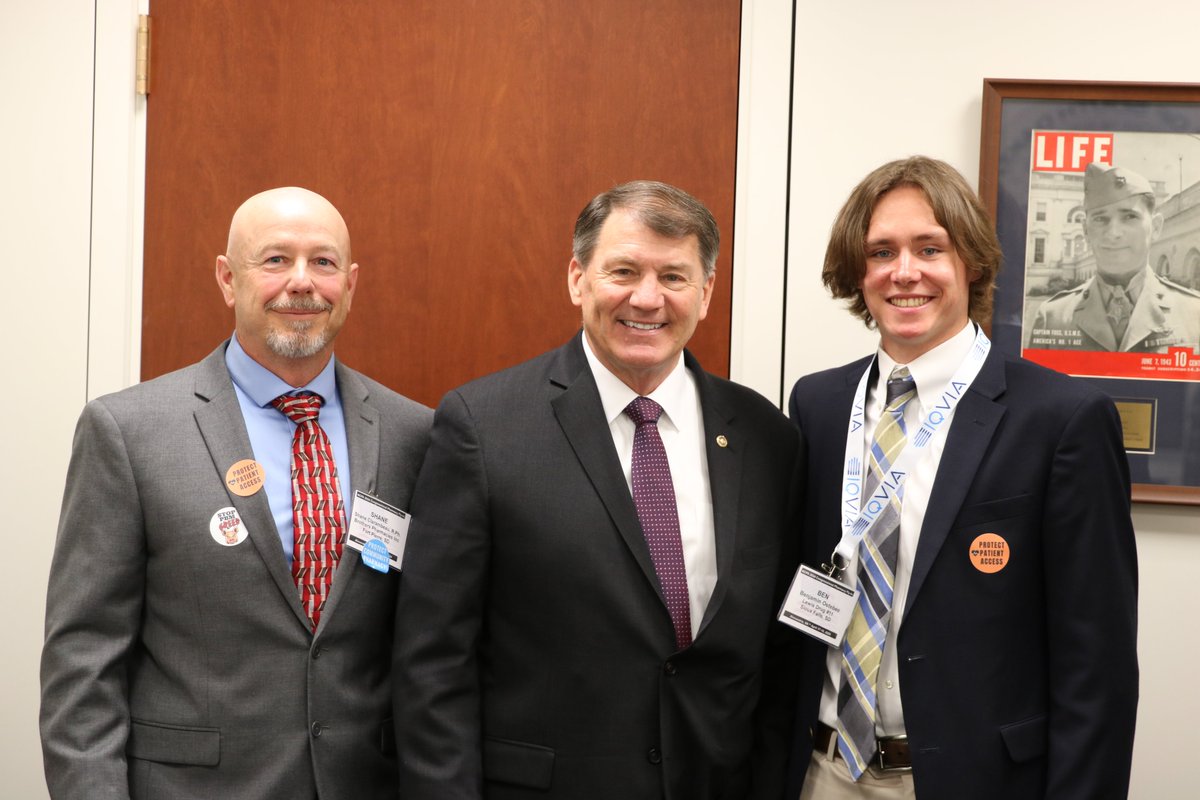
left=271, top=392, right=345, bottom=631
left=625, top=396, right=692, bottom=650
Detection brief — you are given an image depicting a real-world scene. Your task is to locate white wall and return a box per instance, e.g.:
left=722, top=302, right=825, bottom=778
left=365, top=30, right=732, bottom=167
left=4, top=1, right=144, bottom=797
left=2, top=3, right=96, bottom=799
left=783, top=2, right=1200, bottom=797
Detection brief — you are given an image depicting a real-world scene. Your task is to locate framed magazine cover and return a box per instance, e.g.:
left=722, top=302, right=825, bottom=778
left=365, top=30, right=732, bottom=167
left=980, top=78, right=1200, bottom=505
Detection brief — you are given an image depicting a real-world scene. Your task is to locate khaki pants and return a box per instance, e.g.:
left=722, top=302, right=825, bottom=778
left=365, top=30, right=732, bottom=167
left=798, top=735, right=916, bottom=800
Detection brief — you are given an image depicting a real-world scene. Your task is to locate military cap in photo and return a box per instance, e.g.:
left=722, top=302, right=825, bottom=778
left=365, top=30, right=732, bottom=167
left=1084, top=162, right=1155, bottom=210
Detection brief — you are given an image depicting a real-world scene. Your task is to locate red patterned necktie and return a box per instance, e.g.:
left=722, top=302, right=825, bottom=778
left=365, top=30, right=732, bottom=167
left=271, top=392, right=345, bottom=630
left=625, top=396, right=692, bottom=650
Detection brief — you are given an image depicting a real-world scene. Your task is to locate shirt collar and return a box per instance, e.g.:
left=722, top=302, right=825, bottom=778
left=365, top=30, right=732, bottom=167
left=225, top=333, right=339, bottom=407
left=580, top=332, right=689, bottom=429
left=875, top=320, right=976, bottom=412
left=1098, top=265, right=1148, bottom=306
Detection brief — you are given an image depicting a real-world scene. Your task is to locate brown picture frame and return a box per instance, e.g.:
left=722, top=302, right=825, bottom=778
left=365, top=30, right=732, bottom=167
left=980, top=78, right=1200, bottom=506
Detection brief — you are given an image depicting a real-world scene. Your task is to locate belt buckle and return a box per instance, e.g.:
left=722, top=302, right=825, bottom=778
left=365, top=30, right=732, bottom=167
left=872, top=734, right=913, bottom=775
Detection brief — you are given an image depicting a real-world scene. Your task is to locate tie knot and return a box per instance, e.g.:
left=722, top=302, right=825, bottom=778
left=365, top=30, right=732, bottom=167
left=625, top=396, right=664, bottom=427
left=885, top=367, right=916, bottom=409
left=272, top=392, right=323, bottom=424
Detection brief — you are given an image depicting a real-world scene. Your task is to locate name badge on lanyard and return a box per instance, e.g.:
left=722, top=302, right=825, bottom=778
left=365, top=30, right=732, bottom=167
left=777, top=328, right=991, bottom=647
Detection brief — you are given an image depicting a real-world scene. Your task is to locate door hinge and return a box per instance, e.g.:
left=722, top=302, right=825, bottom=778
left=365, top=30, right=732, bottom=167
left=136, top=15, right=151, bottom=96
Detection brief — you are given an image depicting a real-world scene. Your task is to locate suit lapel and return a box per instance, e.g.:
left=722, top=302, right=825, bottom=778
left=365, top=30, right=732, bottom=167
left=191, top=345, right=310, bottom=631
left=549, top=337, right=664, bottom=602
left=691, top=357, right=739, bottom=637
left=338, top=363, right=382, bottom=497
left=902, top=348, right=1006, bottom=618
left=316, top=363, right=382, bottom=632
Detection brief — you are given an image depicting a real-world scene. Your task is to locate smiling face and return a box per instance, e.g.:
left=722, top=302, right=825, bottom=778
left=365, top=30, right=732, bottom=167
left=1084, top=195, right=1161, bottom=283
left=216, top=187, right=358, bottom=386
left=860, top=185, right=974, bottom=363
left=568, top=207, right=714, bottom=395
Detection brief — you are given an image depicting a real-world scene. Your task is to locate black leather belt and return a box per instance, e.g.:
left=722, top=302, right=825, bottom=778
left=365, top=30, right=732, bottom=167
left=813, top=722, right=913, bottom=772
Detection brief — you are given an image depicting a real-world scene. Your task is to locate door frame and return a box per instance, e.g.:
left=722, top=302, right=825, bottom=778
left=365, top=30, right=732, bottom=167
left=90, top=0, right=149, bottom=400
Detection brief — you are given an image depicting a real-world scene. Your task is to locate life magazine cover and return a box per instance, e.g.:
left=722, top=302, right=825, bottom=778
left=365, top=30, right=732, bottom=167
left=1018, top=130, right=1200, bottom=382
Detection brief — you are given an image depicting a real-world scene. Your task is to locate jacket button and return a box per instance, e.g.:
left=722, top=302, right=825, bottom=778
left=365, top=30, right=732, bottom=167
left=312, top=645, right=323, bottom=660
left=646, top=747, right=662, bottom=764
left=311, top=721, right=323, bottom=738
left=663, top=661, right=677, bottom=676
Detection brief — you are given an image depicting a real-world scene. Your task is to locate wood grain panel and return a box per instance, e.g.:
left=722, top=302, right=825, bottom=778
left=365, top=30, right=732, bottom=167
left=144, top=0, right=740, bottom=407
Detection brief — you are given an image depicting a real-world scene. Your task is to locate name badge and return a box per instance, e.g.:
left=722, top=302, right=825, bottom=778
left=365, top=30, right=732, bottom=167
left=344, top=490, right=411, bottom=573
left=777, top=564, right=856, bottom=648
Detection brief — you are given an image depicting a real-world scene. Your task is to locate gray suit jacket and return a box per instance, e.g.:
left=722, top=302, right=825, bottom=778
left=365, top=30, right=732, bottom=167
left=394, top=334, right=803, bottom=800
left=41, top=343, right=432, bottom=800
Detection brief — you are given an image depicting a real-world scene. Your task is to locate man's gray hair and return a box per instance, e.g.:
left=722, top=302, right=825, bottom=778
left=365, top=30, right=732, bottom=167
left=572, top=180, right=719, bottom=278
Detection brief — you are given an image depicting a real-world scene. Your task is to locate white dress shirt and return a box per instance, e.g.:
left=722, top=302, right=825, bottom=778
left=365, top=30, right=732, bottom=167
left=818, top=321, right=977, bottom=735
left=581, top=333, right=718, bottom=638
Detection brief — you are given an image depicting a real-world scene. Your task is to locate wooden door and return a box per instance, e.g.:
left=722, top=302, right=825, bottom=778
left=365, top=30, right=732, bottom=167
left=143, top=0, right=740, bottom=407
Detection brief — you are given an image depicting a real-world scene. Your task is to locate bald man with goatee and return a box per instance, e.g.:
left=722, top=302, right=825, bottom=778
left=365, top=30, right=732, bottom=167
left=41, top=187, right=432, bottom=800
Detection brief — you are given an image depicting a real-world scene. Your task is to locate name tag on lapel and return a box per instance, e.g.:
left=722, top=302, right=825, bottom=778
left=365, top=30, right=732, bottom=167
left=345, top=490, right=411, bottom=573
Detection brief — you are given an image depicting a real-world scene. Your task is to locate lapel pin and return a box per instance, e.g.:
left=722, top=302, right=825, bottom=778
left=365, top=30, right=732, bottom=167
left=210, top=506, right=250, bottom=547
left=716, top=435, right=728, bottom=448
left=225, top=459, right=265, bottom=497
left=968, top=533, right=1010, bottom=573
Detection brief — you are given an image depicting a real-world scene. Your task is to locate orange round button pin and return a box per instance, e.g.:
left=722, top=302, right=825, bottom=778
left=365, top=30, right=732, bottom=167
left=225, top=459, right=265, bottom=497
left=968, top=533, right=1010, bottom=573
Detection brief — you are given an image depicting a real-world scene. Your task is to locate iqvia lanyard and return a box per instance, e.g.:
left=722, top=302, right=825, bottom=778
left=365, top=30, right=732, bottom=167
left=824, top=327, right=991, bottom=577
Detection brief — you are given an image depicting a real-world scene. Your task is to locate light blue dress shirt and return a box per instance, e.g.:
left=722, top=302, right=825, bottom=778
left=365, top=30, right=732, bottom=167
left=224, top=334, right=352, bottom=563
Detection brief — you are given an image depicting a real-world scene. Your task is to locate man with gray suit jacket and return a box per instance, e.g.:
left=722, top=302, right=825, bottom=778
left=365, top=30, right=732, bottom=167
left=394, top=181, right=802, bottom=799
left=40, top=187, right=432, bottom=799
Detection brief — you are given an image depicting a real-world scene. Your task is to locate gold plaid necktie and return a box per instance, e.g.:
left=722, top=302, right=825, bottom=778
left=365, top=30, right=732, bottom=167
left=835, top=366, right=917, bottom=780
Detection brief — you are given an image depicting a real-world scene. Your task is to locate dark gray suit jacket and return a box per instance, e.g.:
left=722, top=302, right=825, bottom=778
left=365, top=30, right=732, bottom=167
left=41, top=343, right=432, bottom=800
left=393, top=333, right=803, bottom=800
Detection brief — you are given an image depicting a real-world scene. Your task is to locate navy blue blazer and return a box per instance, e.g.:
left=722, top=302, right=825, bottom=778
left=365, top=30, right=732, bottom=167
left=785, top=346, right=1138, bottom=799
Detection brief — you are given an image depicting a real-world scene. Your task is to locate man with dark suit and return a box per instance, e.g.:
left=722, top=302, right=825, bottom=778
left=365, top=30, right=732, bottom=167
left=393, top=180, right=802, bottom=799
left=1029, top=162, right=1200, bottom=352
left=785, top=157, right=1138, bottom=799
left=40, top=187, right=432, bottom=799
